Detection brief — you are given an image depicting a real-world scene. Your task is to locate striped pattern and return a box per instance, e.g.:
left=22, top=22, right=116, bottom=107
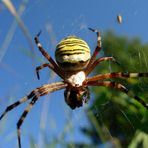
left=0, top=82, right=67, bottom=148
left=87, top=81, right=148, bottom=109
left=0, top=82, right=67, bottom=121
left=55, top=36, right=91, bottom=71
left=86, top=72, right=148, bottom=82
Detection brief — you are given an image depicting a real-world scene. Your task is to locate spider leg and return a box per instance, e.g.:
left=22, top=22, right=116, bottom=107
left=88, top=28, right=101, bottom=48
left=35, top=63, right=61, bottom=79
left=85, top=28, right=102, bottom=73
left=86, top=72, right=148, bottom=82
left=0, top=82, right=67, bottom=148
left=87, top=81, right=148, bottom=109
left=0, top=92, right=34, bottom=120
left=85, top=57, right=120, bottom=75
left=0, top=82, right=67, bottom=121
left=17, top=96, right=38, bottom=148
left=16, top=81, right=67, bottom=148
left=34, top=33, right=64, bottom=78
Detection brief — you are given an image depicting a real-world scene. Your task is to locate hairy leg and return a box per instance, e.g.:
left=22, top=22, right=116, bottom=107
left=34, top=32, right=64, bottom=78
left=87, top=80, right=148, bottom=109
left=17, top=96, right=38, bottom=148
left=0, top=82, right=67, bottom=148
left=35, top=63, right=64, bottom=79
left=0, top=82, right=67, bottom=121
left=0, top=94, right=34, bottom=120
left=85, top=28, right=102, bottom=73
left=85, top=57, right=119, bottom=75
left=86, top=72, right=148, bottom=82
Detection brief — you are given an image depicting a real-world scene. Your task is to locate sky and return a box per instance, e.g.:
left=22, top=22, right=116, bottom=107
left=0, top=0, right=148, bottom=147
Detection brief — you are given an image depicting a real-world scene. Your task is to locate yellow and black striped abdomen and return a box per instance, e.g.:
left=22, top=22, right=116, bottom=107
left=55, top=36, right=91, bottom=71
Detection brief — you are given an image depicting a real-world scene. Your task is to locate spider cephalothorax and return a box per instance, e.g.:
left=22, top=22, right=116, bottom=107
left=64, top=86, right=90, bottom=109
left=63, top=70, right=89, bottom=109
left=0, top=28, right=148, bottom=148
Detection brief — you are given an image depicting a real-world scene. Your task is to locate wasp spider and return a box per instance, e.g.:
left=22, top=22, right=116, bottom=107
left=0, top=28, right=148, bottom=148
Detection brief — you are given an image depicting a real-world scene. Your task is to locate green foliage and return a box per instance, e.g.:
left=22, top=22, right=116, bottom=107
left=83, top=31, right=148, bottom=147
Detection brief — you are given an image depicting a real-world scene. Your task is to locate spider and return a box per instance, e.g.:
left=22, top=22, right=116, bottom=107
left=0, top=28, right=148, bottom=148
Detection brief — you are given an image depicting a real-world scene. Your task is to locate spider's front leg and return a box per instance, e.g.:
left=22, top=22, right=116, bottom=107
left=16, top=82, right=67, bottom=148
left=0, top=82, right=67, bottom=148
left=17, top=96, right=38, bottom=148
left=0, top=93, right=35, bottom=121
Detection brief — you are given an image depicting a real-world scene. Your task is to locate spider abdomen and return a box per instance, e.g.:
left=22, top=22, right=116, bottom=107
left=55, top=36, right=91, bottom=71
